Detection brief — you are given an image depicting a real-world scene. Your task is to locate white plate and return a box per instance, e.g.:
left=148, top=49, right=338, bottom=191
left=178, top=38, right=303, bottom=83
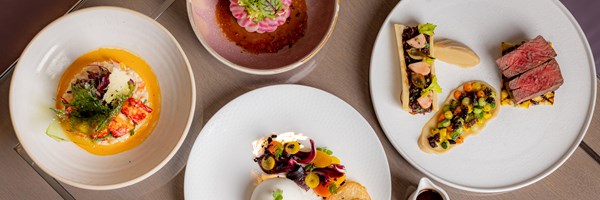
left=370, top=0, right=596, bottom=193
left=185, top=84, right=390, bottom=199
left=9, top=7, right=195, bottom=190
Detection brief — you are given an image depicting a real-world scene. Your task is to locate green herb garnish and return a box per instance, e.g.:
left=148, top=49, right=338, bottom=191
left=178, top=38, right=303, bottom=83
left=418, top=23, right=436, bottom=36
left=420, top=76, right=442, bottom=98
left=423, top=56, right=435, bottom=65
left=130, top=124, right=136, bottom=136
left=55, top=79, right=134, bottom=137
left=272, top=189, right=283, bottom=200
left=317, top=147, right=333, bottom=155
left=274, top=146, right=283, bottom=159
left=238, top=0, right=283, bottom=23
left=305, top=164, right=315, bottom=171
left=328, top=183, right=338, bottom=194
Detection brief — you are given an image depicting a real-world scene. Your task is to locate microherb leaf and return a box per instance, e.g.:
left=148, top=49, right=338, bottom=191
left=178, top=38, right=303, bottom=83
left=328, top=183, right=338, bottom=194
left=423, top=56, right=435, bottom=65
left=317, top=147, right=334, bottom=155
left=238, top=0, right=283, bottom=23
left=421, top=76, right=442, bottom=98
left=418, top=23, right=437, bottom=36
left=272, top=189, right=283, bottom=200
left=274, top=146, right=283, bottom=159
left=130, top=124, right=137, bottom=136
left=305, top=164, right=315, bottom=171
left=55, top=71, right=135, bottom=138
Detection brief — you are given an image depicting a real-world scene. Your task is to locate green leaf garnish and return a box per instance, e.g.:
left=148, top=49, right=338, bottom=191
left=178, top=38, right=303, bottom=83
left=130, top=124, right=136, bottom=136
left=53, top=77, right=134, bottom=138
left=317, top=147, right=333, bottom=155
left=421, top=76, right=442, bottom=98
left=238, top=0, right=283, bottom=23
left=305, top=164, right=315, bottom=171
left=418, top=23, right=436, bottom=36
left=328, top=183, right=338, bottom=194
left=423, top=56, right=435, bottom=65
left=274, top=146, right=283, bottom=159
left=272, top=189, right=283, bottom=200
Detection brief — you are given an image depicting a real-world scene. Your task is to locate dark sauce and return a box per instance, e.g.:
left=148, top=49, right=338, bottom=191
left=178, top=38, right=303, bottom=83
left=416, top=189, right=443, bottom=200
left=403, top=26, right=432, bottom=114
left=215, top=0, right=307, bottom=54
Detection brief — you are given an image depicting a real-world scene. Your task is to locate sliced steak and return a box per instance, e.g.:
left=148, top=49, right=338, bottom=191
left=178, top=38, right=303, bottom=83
left=507, top=59, right=563, bottom=104
left=496, top=35, right=557, bottom=78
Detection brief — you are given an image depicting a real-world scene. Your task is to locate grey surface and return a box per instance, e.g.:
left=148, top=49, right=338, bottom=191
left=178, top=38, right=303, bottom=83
left=0, top=76, right=64, bottom=200
left=561, top=0, right=600, bottom=74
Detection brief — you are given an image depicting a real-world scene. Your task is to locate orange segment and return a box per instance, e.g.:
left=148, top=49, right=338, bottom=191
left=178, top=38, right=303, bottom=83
left=314, top=181, right=333, bottom=197
left=312, top=151, right=332, bottom=168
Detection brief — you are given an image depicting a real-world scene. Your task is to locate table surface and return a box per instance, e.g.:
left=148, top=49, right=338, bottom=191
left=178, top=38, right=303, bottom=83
left=1, top=0, right=600, bottom=199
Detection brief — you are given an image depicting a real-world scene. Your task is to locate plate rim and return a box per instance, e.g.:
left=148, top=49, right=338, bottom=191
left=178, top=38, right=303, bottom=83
left=184, top=84, right=391, bottom=199
left=368, top=0, right=597, bottom=193
left=8, top=6, right=197, bottom=190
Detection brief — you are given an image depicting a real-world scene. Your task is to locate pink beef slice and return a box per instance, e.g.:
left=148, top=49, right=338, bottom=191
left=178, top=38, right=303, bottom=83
left=496, top=35, right=557, bottom=78
left=508, top=59, right=563, bottom=104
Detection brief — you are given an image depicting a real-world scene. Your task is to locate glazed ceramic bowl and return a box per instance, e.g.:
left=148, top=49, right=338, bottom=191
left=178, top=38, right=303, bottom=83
left=9, top=7, right=195, bottom=190
left=187, top=0, right=339, bottom=75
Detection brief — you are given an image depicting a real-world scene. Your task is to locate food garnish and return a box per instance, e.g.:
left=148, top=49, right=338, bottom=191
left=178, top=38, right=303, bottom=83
left=497, top=36, right=563, bottom=107
left=418, top=81, right=499, bottom=154
left=418, top=23, right=436, bottom=36
left=231, top=0, right=291, bottom=33
left=272, top=189, right=283, bottom=200
left=216, top=0, right=307, bottom=54
left=394, top=23, right=441, bottom=115
left=48, top=48, right=161, bottom=155
left=252, top=132, right=351, bottom=197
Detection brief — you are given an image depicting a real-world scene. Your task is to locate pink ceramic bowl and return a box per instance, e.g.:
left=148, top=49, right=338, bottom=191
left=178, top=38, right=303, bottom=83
left=187, top=0, right=339, bottom=75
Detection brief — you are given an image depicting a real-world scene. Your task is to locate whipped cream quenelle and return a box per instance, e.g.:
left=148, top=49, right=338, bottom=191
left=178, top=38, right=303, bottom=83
left=229, top=0, right=292, bottom=33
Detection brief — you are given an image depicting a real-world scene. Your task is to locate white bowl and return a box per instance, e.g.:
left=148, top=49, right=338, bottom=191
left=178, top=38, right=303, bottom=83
left=9, top=7, right=196, bottom=190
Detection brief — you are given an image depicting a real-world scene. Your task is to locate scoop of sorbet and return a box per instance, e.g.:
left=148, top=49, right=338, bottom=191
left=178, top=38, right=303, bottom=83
left=229, top=0, right=292, bottom=33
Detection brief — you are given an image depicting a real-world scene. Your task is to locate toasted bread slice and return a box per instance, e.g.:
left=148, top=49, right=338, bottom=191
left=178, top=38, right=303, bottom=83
left=393, top=24, right=438, bottom=114
left=327, top=181, right=371, bottom=200
left=418, top=81, right=499, bottom=154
